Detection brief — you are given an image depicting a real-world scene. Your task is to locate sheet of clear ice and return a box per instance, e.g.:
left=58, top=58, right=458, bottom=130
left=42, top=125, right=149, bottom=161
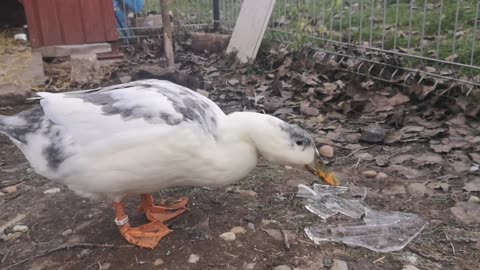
left=297, top=184, right=427, bottom=252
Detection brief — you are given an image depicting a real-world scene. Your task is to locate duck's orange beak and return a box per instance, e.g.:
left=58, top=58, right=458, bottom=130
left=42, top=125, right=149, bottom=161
left=305, top=150, right=338, bottom=186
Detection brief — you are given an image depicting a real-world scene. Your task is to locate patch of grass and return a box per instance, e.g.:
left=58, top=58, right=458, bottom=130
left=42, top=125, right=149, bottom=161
left=143, top=0, right=213, bottom=24
left=139, top=0, right=479, bottom=75
left=269, top=0, right=480, bottom=74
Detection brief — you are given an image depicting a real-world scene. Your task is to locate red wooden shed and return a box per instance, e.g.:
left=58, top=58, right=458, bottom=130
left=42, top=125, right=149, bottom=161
left=18, top=0, right=118, bottom=49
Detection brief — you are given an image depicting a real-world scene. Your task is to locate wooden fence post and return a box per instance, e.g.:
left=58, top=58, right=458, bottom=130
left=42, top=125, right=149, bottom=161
left=160, top=0, right=174, bottom=67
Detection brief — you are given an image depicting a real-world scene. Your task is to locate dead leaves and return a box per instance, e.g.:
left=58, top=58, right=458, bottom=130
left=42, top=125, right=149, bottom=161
left=300, top=102, right=319, bottom=116
left=450, top=202, right=480, bottom=225
left=298, top=74, right=319, bottom=86
left=388, top=93, right=410, bottom=106
left=464, top=178, right=480, bottom=193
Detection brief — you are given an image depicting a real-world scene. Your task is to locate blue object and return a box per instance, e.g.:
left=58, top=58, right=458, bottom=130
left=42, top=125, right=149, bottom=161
left=114, top=0, right=145, bottom=38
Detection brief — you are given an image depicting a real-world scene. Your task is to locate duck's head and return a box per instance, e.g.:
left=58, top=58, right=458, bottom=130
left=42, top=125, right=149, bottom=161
left=237, top=112, right=338, bottom=186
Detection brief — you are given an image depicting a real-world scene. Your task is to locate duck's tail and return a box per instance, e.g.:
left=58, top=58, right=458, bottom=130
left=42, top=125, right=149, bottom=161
left=0, top=106, right=46, bottom=143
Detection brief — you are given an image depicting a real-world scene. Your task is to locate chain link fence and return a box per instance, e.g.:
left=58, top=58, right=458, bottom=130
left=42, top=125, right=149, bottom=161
left=116, top=0, right=480, bottom=89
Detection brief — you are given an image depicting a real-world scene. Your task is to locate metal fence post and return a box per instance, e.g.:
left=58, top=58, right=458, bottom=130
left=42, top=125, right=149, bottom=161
left=213, top=0, right=220, bottom=31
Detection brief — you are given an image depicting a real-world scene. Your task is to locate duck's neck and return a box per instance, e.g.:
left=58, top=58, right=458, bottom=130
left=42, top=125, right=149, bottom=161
left=197, top=112, right=272, bottom=186
left=220, top=112, right=261, bottom=143
left=219, top=111, right=281, bottom=146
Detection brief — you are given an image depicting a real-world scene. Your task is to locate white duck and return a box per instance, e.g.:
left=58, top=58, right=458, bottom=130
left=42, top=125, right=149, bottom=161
left=0, top=79, right=337, bottom=248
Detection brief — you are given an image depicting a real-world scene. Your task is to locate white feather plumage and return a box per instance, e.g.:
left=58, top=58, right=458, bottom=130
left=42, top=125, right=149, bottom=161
left=0, top=79, right=317, bottom=202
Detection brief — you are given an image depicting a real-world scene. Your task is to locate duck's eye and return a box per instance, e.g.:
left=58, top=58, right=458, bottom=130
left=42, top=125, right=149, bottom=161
left=296, top=140, right=304, bottom=146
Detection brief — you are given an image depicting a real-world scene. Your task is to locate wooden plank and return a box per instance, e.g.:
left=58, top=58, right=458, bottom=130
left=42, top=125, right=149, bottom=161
left=80, top=0, right=105, bottom=43
left=35, top=43, right=112, bottom=58
left=99, top=0, right=118, bottom=41
left=226, top=0, right=276, bottom=63
left=22, top=0, right=43, bottom=48
left=56, top=0, right=84, bottom=45
left=36, top=0, right=63, bottom=46
left=160, top=0, right=174, bottom=66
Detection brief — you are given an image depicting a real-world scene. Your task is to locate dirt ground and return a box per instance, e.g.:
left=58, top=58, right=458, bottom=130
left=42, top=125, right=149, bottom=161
left=1, top=45, right=480, bottom=270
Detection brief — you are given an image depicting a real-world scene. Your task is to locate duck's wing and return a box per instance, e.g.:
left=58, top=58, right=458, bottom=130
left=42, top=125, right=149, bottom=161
left=35, top=79, right=225, bottom=145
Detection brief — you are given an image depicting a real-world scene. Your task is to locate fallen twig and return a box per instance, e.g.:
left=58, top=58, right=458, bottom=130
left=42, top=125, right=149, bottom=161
left=1, top=247, right=11, bottom=263
left=3, top=243, right=133, bottom=270
left=0, top=214, right=26, bottom=234
left=337, top=146, right=374, bottom=161
left=0, top=180, right=25, bottom=190
left=442, top=228, right=457, bottom=256
left=372, top=256, right=385, bottom=264
left=281, top=229, right=290, bottom=250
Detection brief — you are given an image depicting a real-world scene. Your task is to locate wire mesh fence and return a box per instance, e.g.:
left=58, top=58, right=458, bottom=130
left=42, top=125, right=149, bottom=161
left=259, top=0, right=480, bottom=88
left=114, top=0, right=214, bottom=44
left=116, top=0, right=480, bottom=88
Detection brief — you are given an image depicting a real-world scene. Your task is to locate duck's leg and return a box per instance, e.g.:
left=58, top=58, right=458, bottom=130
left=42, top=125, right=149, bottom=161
left=137, top=194, right=189, bottom=223
left=113, top=201, right=171, bottom=249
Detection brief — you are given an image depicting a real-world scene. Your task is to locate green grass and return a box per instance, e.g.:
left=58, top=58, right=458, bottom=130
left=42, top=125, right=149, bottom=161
left=139, top=0, right=480, bottom=75
left=143, top=0, right=213, bottom=25
left=269, top=0, right=480, bottom=73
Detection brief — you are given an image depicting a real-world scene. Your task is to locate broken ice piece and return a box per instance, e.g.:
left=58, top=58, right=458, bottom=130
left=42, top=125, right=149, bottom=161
left=297, top=184, right=427, bottom=252
left=297, top=184, right=368, bottom=219
left=296, top=184, right=348, bottom=198
left=305, top=209, right=427, bottom=252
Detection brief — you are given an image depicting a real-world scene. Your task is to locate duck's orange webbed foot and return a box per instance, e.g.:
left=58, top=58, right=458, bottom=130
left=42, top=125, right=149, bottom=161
left=113, top=202, right=171, bottom=249
left=137, top=194, right=189, bottom=223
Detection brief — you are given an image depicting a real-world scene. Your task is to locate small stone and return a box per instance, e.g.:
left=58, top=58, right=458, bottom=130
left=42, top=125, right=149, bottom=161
left=247, top=222, right=255, bottom=231
left=319, top=145, right=335, bottom=158
left=61, top=229, right=73, bottom=236
left=331, top=259, right=348, bottom=270
left=43, top=187, right=61, bottom=194
left=362, top=170, right=378, bottom=178
left=220, top=231, right=236, bottom=241
left=267, top=73, right=275, bottom=79
left=0, top=191, right=5, bottom=196
left=402, top=265, right=420, bottom=270
left=228, top=79, right=239, bottom=86
left=153, top=258, right=164, bottom=266
left=273, top=265, right=291, bottom=270
left=376, top=172, right=388, bottom=179
left=99, top=262, right=111, bottom=270
left=13, top=225, right=29, bottom=233
left=188, top=254, right=200, bottom=264
left=1, top=185, right=17, bottom=193
left=230, top=226, right=246, bottom=234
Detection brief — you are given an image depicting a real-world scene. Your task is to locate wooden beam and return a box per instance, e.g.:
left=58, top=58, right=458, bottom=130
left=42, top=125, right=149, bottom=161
left=160, top=0, right=174, bottom=67
left=226, top=0, right=276, bottom=63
